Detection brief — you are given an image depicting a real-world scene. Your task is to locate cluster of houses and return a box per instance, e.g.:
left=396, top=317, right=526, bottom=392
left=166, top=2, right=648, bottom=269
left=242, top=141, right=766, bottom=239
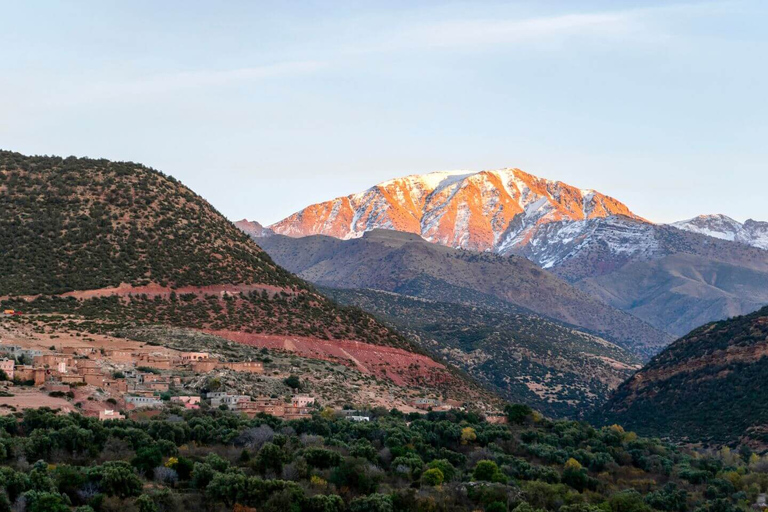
left=207, top=392, right=315, bottom=420
left=408, top=397, right=457, bottom=412
left=0, top=343, right=299, bottom=419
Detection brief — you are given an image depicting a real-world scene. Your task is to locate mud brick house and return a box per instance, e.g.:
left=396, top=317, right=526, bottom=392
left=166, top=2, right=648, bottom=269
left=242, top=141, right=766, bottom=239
left=192, top=360, right=219, bottom=373
left=33, top=354, right=73, bottom=371
left=125, top=395, right=163, bottom=408
left=222, top=361, right=264, bottom=373
left=137, top=354, right=172, bottom=370
left=283, top=406, right=312, bottom=420
left=180, top=352, right=209, bottom=362
left=292, top=395, right=315, bottom=407
left=60, top=374, right=84, bottom=385
left=103, top=379, right=128, bottom=393
left=170, top=396, right=201, bottom=405
left=106, top=350, right=133, bottom=363
left=0, top=359, right=14, bottom=380
left=99, top=409, right=125, bottom=421
left=0, top=345, right=42, bottom=360
left=15, top=366, right=46, bottom=386
left=486, top=413, right=508, bottom=424
left=409, top=397, right=442, bottom=410
left=147, top=381, right=169, bottom=392
left=84, top=373, right=107, bottom=386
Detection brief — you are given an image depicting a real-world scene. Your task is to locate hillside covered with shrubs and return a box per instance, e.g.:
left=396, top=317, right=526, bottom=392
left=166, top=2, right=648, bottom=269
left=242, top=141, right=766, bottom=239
left=597, top=306, right=768, bottom=446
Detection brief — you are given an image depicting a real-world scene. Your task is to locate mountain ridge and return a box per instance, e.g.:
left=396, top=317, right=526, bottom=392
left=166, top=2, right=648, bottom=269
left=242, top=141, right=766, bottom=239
left=268, top=168, right=644, bottom=256
left=670, top=214, right=768, bottom=250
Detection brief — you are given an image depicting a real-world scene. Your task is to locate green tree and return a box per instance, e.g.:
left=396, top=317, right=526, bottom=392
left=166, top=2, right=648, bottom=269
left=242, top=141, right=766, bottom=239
left=421, top=468, right=444, bottom=486
left=254, top=442, right=284, bottom=475
left=305, top=494, right=345, bottom=512
left=100, top=461, right=143, bottom=499
left=474, top=460, right=505, bottom=482
left=136, top=494, right=158, bottom=512
left=132, top=446, right=163, bottom=477
left=427, top=459, right=456, bottom=481
left=505, top=404, right=533, bottom=424
left=284, top=375, right=301, bottom=389
left=205, top=472, right=247, bottom=508
left=349, top=493, right=394, bottom=512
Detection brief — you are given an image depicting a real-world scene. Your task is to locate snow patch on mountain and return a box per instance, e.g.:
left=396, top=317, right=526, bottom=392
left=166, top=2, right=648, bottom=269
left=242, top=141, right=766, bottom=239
left=670, top=214, right=768, bottom=250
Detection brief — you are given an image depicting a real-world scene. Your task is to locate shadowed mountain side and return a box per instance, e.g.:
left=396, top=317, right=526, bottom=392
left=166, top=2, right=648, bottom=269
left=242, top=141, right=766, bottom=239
left=256, top=229, right=673, bottom=356
left=577, top=253, right=768, bottom=336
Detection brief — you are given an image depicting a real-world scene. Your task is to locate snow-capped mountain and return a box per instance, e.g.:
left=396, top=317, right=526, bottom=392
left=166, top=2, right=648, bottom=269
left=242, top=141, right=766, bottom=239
left=250, top=170, right=768, bottom=340
left=670, top=214, right=768, bottom=250
left=268, top=168, right=644, bottom=265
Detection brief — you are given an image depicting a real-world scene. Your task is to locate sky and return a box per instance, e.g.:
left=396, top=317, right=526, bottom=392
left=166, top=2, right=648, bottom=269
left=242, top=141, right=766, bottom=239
left=1, top=0, right=766, bottom=225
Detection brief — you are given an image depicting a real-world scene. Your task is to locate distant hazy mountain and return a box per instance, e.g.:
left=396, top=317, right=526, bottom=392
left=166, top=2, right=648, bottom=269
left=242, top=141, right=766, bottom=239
left=670, top=214, right=768, bottom=250
left=596, top=305, right=768, bottom=446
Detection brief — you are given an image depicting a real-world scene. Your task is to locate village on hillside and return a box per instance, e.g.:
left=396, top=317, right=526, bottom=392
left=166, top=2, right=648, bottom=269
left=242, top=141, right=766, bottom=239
left=0, top=311, right=477, bottom=423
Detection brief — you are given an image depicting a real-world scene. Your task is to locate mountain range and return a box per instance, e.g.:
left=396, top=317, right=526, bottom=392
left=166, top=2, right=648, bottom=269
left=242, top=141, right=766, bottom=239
left=256, top=229, right=662, bottom=416
left=255, top=167, right=768, bottom=337
left=257, top=229, right=671, bottom=355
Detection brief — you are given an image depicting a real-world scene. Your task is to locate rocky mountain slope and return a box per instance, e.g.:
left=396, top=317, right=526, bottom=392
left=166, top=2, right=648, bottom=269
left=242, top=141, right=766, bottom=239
left=0, top=150, right=496, bottom=407
left=565, top=222, right=768, bottom=335
left=322, top=286, right=641, bottom=418
left=671, top=214, right=768, bottom=250
left=257, top=229, right=672, bottom=356
left=268, top=168, right=642, bottom=256
left=596, top=306, right=768, bottom=447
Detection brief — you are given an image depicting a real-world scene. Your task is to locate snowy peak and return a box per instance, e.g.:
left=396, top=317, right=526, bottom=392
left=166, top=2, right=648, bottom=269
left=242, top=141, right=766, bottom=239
left=268, top=167, right=644, bottom=255
left=670, top=214, right=768, bottom=250
left=669, top=214, right=743, bottom=241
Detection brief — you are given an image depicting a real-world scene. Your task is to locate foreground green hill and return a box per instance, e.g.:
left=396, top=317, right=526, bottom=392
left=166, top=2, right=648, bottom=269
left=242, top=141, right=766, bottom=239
left=596, top=305, right=768, bottom=447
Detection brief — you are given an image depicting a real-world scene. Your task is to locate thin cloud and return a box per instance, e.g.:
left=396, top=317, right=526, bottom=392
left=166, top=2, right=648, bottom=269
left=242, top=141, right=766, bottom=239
left=346, top=3, right=729, bottom=54
left=107, top=60, right=326, bottom=97
left=397, top=12, right=639, bottom=49
left=20, top=60, right=327, bottom=108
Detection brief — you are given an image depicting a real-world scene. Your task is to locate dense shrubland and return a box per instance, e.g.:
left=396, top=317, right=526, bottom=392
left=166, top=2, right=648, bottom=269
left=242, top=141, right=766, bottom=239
left=0, top=406, right=764, bottom=512
left=0, top=151, right=301, bottom=295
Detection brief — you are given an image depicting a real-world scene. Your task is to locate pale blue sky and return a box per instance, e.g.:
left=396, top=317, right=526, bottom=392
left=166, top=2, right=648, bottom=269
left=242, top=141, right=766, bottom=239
left=1, top=1, right=766, bottom=224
